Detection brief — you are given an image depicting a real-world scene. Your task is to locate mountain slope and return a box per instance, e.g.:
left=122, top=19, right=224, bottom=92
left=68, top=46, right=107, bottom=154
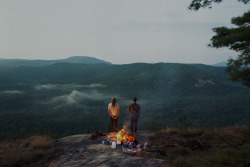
left=0, top=56, right=111, bottom=66
left=0, top=62, right=244, bottom=95
left=0, top=63, right=249, bottom=136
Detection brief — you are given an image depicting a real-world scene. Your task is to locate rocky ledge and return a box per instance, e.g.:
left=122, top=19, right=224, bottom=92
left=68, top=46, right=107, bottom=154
left=48, top=130, right=166, bottom=167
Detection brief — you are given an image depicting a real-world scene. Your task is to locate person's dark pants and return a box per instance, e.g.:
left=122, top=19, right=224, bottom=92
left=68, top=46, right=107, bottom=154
left=130, top=115, right=139, bottom=133
left=111, top=117, right=118, bottom=132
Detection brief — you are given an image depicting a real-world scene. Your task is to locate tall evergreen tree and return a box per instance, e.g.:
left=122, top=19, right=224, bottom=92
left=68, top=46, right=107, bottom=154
left=189, top=0, right=250, bottom=87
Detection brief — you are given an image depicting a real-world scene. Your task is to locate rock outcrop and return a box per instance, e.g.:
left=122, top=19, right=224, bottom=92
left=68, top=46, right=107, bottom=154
left=48, top=131, right=166, bottom=167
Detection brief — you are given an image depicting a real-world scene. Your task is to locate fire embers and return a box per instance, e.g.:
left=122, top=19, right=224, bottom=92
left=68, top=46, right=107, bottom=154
left=116, top=129, right=135, bottom=142
left=116, top=129, right=127, bottom=141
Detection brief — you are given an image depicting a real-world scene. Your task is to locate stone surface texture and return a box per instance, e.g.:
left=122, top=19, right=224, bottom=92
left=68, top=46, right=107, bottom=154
left=48, top=130, right=166, bottom=167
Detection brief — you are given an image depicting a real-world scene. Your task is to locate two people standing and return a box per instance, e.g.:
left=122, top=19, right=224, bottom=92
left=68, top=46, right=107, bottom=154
left=108, top=97, right=140, bottom=134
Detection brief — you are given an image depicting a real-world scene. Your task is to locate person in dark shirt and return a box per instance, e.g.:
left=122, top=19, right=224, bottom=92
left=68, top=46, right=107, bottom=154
left=128, top=97, right=140, bottom=134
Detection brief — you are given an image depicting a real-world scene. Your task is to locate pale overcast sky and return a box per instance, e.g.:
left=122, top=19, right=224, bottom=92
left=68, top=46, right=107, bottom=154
left=0, top=0, right=249, bottom=64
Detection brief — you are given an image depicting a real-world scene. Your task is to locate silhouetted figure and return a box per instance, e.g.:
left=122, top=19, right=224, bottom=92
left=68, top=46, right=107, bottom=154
left=128, top=97, right=140, bottom=134
left=108, top=97, right=119, bottom=133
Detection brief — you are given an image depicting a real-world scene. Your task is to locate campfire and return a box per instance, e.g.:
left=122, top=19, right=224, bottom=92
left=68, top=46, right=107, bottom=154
left=116, top=129, right=127, bottom=141
left=116, top=129, right=135, bottom=142
left=100, top=129, right=148, bottom=156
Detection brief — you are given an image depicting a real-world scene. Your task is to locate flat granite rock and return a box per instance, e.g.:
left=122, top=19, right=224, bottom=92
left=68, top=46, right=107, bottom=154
left=48, top=130, right=166, bottom=167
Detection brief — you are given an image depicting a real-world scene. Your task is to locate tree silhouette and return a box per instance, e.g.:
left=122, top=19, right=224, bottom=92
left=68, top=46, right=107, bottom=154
left=189, top=0, right=250, bottom=87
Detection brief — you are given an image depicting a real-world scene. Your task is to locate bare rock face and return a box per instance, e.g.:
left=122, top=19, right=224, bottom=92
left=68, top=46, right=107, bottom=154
left=48, top=131, right=165, bottom=167
left=194, top=79, right=215, bottom=87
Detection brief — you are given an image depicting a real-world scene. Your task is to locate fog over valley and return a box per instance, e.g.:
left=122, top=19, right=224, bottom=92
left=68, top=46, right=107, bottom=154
left=0, top=61, right=249, bottom=136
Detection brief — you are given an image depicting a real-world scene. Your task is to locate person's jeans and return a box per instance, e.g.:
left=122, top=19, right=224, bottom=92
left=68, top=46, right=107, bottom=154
left=111, top=117, right=118, bottom=132
left=130, top=114, right=139, bottom=133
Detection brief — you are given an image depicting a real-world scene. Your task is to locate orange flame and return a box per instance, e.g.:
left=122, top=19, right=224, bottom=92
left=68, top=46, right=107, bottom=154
left=116, top=129, right=127, bottom=141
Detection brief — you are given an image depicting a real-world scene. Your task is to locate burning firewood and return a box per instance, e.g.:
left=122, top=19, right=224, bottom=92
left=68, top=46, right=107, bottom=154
left=116, top=129, right=127, bottom=141
left=116, top=129, right=135, bottom=142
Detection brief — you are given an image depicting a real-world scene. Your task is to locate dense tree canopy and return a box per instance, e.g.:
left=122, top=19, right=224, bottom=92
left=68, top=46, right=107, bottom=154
left=189, top=0, right=250, bottom=87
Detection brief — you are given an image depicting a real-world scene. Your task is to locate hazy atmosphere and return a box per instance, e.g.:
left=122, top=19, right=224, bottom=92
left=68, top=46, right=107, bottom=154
left=0, top=0, right=248, bottom=64
left=0, top=1, right=250, bottom=166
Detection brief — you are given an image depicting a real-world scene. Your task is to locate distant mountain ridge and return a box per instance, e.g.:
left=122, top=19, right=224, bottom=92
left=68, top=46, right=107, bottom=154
left=0, top=62, right=244, bottom=93
left=212, top=61, right=227, bottom=67
left=0, top=56, right=112, bottom=66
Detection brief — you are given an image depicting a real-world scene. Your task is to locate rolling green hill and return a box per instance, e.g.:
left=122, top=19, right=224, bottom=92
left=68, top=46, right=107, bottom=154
left=0, top=62, right=249, bottom=138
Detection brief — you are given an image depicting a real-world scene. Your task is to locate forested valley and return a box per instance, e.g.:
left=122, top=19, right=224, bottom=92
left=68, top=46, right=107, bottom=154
left=0, top=59, right=249, bottom=139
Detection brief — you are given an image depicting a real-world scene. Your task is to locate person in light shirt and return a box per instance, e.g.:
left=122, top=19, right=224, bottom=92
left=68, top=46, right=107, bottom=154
left=108, top=97, right=120, bottom=133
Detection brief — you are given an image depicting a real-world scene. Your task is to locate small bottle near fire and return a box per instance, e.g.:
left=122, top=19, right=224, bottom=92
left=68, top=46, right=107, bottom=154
left=116, top=140, right=122, bottom=148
